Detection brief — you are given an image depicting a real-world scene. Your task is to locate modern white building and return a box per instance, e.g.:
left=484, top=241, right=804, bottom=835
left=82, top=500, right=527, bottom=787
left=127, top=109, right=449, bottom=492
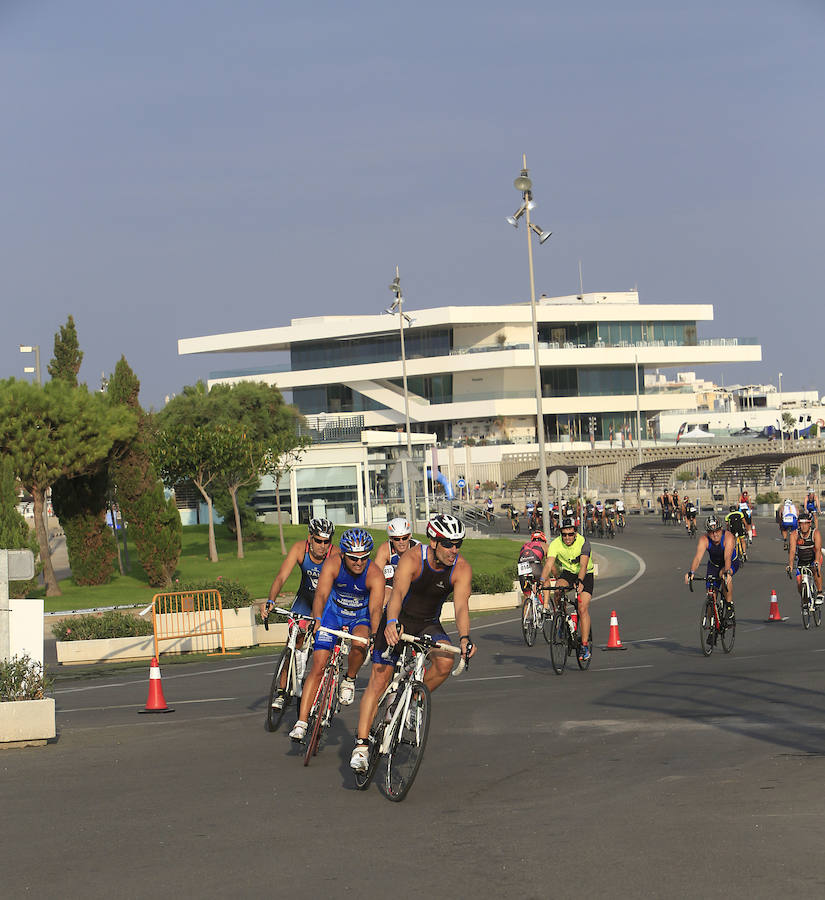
left=177, top=290, right=762, bottom=525
left=180, top=290, right=761, bottom=445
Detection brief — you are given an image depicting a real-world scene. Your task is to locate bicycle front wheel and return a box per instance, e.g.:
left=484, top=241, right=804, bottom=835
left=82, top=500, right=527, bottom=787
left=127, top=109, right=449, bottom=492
left=721, top=605, right=736, bottom=653
left=355, top=689, right=395, bottom=790
left=801, top=586, right=812, bottom=630
left=266, top=647, right=291, bottom=732
left=700, top=598, right=715, bottom=656
left=385, top=682, right=431, bottom=802
left=304, top=670, right=334, bottom=766
left=549, top=612, right=568, bottom=674
left=521, top=598, right=537, bottom=647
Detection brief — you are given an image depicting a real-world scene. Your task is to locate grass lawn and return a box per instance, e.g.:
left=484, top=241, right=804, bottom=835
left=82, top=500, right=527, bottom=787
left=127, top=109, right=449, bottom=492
left=35, top=524, right=519, bottom=613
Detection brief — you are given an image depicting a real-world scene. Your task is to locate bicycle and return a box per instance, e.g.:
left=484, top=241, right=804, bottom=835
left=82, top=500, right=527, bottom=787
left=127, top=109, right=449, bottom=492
left=789, top=564, right=822, bottom=630
left=617, top=512, right=626, bottom=532
left=690, top=573, right=735, bottom=655
left=355, top=632, right=466, bottom=800
left=544, top=578, right=595, bottom=674
left=519, top=576, right=549, bottom=647
left=606, top=516, right=616, bottom=539
left=734, top=533, right=748, bottom=564
left=685, top=516, right=697, bottom=538
left=302, top=626, right=368, bottom=766
left=264, top=606, right=314, bottom=732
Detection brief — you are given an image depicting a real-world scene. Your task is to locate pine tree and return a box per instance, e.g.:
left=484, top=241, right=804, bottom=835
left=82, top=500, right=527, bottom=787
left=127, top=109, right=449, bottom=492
left=108, top=357, right=181, bottom=587
left=48, top=316, right=118, bottom=585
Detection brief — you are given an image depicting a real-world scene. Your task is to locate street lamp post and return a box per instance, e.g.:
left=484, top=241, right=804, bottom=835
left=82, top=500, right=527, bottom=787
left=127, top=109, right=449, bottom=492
left=507, top=155, right=552, bottom=538
left=778, top=371, right=785, bottom=487
left=19, top=344, right=42, bottom=385
left=387, top=267, right=415, bottom=526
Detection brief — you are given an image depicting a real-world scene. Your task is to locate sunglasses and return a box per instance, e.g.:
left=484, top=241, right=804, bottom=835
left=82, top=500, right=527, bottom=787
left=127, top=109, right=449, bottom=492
left=561, top=531, right=576, bottom=538
left=312, top=536, right=331, bottom=545
left=390, top=535, right=412, bottom=542
left=437, top=538, right=463, bottom=549
left=345, top=553, right=370, bottom=562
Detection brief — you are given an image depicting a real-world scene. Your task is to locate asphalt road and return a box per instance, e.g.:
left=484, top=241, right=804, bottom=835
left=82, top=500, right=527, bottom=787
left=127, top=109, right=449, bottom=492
left=4, top=518, right=825, bottom=899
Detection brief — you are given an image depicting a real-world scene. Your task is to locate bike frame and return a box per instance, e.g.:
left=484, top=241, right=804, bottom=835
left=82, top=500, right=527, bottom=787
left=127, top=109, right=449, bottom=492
left=269, top=606, right=313, bottom=693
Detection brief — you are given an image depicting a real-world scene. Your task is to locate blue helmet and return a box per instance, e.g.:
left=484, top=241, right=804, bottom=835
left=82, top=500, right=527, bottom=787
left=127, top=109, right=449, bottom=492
left=339, top=528, right=374, bottom=555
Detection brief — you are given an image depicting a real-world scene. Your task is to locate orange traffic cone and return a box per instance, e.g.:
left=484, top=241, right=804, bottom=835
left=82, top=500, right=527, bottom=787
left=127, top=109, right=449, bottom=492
left=602, top=610, right=628, bottom=650
left=766, top=590, right=787, bottom=623
left=138, top=657, right=175, bottom=714
left=751, top=523, right=757, bottom=537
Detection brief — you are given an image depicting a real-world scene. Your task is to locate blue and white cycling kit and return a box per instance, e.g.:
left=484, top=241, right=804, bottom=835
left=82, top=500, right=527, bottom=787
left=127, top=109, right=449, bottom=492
left=314, top=559, right=372, bottom=651
left=782, top=502, right=798, bottom=531
left=705, top=534, right=739, bottom=578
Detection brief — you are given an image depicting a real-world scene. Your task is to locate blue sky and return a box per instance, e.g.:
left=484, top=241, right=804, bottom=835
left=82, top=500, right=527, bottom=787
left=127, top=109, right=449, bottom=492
left=1, top=0, right=822, bottom=408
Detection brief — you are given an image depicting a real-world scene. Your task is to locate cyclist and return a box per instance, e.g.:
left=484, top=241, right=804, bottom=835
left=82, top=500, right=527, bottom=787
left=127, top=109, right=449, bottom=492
left=263, top=517, right=336, bottom=710
left=374, top=517, right=419, bottom=604
left=725, top=505, right=748, bottom=558
left=805, top=490, right=820, bottom=528
left=351, top=513, right=475, bottom=772
left=517, top=530, right=547, bottom=600
left=684, top=516, right=739, bottom=620
left=485, top=496, right=494, bottom=523
left=780, top=497, right=799, bottom=552
left=615, top=498, right=626, bottom=529
left=683, top=495, right=698, bottom=534
left=604, top=502, right=617, bottom=537
left=660, top=489, right=672, bottom=523
left=540, top=516, right=595, bottom=663
left=738, top=490, right=753, bottom=542
left=787, top=510, right=823, bottom=605
left=289, top=528, right=385, bottom=742
left=672, top=489, right=681, bottom=524
left=507, top=504, right=521, bottom=533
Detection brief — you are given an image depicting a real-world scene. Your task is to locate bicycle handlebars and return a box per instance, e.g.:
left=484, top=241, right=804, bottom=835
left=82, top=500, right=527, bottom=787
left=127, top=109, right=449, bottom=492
left=317, top=626, right=369, bottom=645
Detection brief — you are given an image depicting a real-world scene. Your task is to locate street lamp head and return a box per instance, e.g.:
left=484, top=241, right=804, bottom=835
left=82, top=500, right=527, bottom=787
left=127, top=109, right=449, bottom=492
left=505, top=215, right=519, bottom=228
left=513, top=169, right=532, bottom=193
left=530, top=223, right=553, bottom=244
left=19, top=345, right=33, bottom=353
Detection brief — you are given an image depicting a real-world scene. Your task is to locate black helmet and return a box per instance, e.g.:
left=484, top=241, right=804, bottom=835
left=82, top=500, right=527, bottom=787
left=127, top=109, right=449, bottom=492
left=729, top=505, right=738, bottom=513
left=705, top=516, right=721, bottom=532
left=799, top=510, right=812, bottom=523
left=309, top=517, right=334, bottom=540
left=561, top=516, right=576, bottom=530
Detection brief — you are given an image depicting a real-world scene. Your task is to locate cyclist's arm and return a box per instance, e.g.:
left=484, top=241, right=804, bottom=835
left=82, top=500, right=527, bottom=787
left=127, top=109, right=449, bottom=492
left=685, top=537, right=708, bottom=583
left=815, top=530, right=823, bottom=567
left=723, top=532, right=735, bottom=574
left=265, top=541, right=303, bottom=607
left=539, top=554, right=557, bottom=588
left=576, top=552, right=590, bottom=588
left=364, top=562, right=386, bottom=635
left=788, top=530, right=799, bottom=569
left=451, top=557, right=475, bottom=657
left=311, top=555, right=339, bottom=622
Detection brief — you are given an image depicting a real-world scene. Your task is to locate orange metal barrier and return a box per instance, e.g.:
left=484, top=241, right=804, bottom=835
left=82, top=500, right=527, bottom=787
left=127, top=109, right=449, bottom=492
left=150, top=589, right=228, bottom=658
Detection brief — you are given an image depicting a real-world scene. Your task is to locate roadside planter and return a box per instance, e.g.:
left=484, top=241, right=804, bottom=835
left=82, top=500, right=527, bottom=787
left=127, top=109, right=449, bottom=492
left=0, top=699, right=56, bottom=747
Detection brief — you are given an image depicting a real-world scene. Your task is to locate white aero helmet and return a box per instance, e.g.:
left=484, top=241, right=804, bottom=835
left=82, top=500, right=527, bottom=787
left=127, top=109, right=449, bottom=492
left=388, top=517, right=412, bottom=538
left=426, top=513, right=465, bottom=541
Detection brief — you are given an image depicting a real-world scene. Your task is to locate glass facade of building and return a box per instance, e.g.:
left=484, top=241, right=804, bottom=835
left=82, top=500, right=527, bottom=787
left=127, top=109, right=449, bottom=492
left=541, top=366, right=644, bottom=397
left=293, top=384, right=387, bottom=415
left=539, top=321, right=697, bottom=346
left=291, top=328, right=452, bottom=371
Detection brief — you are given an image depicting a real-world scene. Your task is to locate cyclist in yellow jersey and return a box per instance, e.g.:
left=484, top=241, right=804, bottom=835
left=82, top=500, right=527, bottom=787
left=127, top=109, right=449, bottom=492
left=539, top=517, right=595, bottom=662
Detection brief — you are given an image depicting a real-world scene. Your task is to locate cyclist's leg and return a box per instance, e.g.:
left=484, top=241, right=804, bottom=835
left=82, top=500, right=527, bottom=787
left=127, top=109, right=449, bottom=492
left=294, top=647, right=330, bottom=726
left=355, top=659, right=394, bottom=743
left=577, top=574, right=595, bottom=645
left=416, top=622, right=455, bottom=692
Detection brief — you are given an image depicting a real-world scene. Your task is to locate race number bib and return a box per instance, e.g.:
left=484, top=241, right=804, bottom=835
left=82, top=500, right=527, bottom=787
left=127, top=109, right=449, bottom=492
left=383, top=565, right=395, bottom=579
left=517, top=560, right=534, bottom=576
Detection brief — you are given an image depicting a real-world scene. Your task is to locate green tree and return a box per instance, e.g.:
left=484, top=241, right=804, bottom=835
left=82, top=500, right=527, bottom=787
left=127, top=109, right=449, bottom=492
left=782, top=412, right=796, bottom=436
left=48, top=317, right=121, bottom=586
left=267, top=430, right=311, bottom=555
left=0, top=458, right=40, bottom=598
left=47, top=314, right=83, bottom=385
left=0, top=378, right=136, bottom=595
left=108, top=357, right=182, bottom=587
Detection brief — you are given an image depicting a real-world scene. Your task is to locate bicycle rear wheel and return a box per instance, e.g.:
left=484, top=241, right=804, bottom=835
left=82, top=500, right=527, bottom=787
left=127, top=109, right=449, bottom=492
left=266, top=648, right=291, bottom=732
left=801, top=585, right=812, bottom=630
left=521, top=598, right=537, bottom=647
left=700, top=598, right=715, bottom=656
left=549, top=612, right=568, bottom=674
left=304, top=670, right=334, bottom=766
left=385, top=682, right=431, bottom=802
left=721, top=603, right=736, bottom=653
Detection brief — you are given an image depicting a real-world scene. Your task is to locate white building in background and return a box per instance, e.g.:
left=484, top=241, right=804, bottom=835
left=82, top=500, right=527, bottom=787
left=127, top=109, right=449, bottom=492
left=178, top=290, right=762, bottom=524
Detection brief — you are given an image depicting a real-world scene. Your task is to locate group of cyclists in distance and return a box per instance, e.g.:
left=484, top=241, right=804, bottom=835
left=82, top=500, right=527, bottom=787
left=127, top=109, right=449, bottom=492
left=262, top=512, right=475, bottom=775
left=508, top=496, right=626, bottom=538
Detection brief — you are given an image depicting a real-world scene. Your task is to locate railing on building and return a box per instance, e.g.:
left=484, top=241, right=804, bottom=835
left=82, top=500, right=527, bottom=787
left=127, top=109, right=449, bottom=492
left=297, top=414, right=365, bottom=443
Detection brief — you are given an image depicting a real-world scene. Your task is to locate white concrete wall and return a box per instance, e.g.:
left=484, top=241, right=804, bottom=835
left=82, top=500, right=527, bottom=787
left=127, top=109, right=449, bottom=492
left=10, top=598, right=44, bottom=667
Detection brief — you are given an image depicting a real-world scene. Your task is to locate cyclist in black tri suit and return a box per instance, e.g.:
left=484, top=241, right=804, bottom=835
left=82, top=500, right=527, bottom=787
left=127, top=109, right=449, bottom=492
left=787, top=510, right=823, bottom=605
left=350, top=514, right=475, bottom=773
left=685, top=516, right=739, bottom=618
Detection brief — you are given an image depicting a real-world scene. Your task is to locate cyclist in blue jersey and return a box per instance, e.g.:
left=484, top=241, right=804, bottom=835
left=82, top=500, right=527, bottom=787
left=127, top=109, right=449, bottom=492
left=289, top=529, right=385, bottom=742
left=351, top=514, right=475, bottom=772
left=805, top=490, right=820, bottom=528
left=263, top=517, right=336, bottom=710
left=685, top=516, right=739, bottom=619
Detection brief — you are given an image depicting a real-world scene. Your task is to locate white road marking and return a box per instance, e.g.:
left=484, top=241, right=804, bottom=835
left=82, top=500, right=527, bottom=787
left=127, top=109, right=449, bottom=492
left=456, top=674, right=525, bottom=684
left=593, top=664, right=654, bottom=673
left=59, top=697, right=237, bottom=713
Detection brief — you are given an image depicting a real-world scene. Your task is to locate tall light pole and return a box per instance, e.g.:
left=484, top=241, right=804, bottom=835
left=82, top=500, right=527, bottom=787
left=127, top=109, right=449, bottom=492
left=778, top=372, right=784, bottom=451
left=386, top=267, right=415, bottom=525
left=19, top=344, right=42, bottom=385
left=507, top=155, right=552, bottom=538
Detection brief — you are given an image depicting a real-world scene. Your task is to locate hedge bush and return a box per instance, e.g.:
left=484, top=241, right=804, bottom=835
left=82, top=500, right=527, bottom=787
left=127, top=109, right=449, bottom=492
left=756, top=492, right=780, bottom=505
left=172, top=578, right=251, bottom=609
left=1, top=654, right=52, bottom=701
left=471, top=571, right=515, bottom=594
left=52, top=610, right=154, bottom=642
